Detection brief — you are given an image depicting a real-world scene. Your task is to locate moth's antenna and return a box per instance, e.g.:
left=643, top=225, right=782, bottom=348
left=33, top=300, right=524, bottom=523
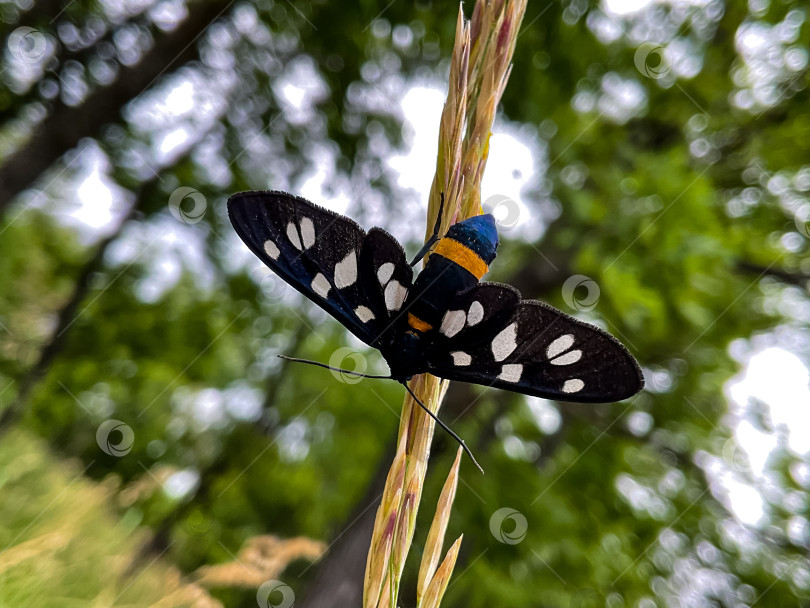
left=401, top=380, right=484, bottom=474
left=277, top=355, right=391, bottom=379
left=279, top=354, right=482, bottom=472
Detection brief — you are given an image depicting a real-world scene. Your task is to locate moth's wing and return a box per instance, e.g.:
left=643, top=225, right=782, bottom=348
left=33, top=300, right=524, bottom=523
left=359, top=227, right=413, bottom=347
left=228, top=190, right=412, bottom=346
left=427, top=282, right=522, bottom=346
left=426, top=289, right=644, bottom=403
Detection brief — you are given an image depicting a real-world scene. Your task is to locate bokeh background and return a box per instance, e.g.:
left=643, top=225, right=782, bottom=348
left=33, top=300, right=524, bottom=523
left=1, top=0, right=810, bottom=606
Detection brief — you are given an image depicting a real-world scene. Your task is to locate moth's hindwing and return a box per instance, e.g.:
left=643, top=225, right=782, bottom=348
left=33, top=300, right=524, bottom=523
left=228, top=191, right=413, bottom=346
left=359, top=228, right=412, bottom=345
left=429, top=282, right=521, bottom=345
left=426, top=289, right=643, bottom=402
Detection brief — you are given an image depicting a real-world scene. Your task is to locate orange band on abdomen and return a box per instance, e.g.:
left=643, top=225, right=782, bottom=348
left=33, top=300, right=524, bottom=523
left=407, top=313, right=433, bottom=332
left=433, top=238, right=489, bottom=279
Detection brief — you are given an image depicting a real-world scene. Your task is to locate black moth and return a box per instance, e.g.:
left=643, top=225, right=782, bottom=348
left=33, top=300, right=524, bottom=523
left=228, top=191, right=644, bottom=468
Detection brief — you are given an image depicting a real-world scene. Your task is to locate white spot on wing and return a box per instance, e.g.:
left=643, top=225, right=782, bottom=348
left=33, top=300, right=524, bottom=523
left=491, top=323, right=517, bottom=362
left=299, top=217, right=316, bottom=249
left=311, top=273, right=331, bottom=298
left=384, top=280, right=407, bottom=311
left=467, top=301, right=484, bottom=325
left=355, top=306, right=375, bottom=323
left=451, top=351, right=471, bottom=366
left=334, top=250, right=358, bottom=289
left=286, top=222, right=302, bottom=250
left=498, top=364, right=523, bottom=383
left=562, top=379, right=585, bottom=393
left=440, top=310, right=466, bottom=338
left=377, top=262, right=394, bottom=284
left=551, top=350, right=582, bottom=366
left=547, top=334, right=575, bottom=359
left=264, top=239, right=280, bottom=260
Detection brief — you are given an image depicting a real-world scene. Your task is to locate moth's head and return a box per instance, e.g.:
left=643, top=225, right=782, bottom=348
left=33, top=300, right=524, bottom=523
left=447, top=213, right=499, bottom=264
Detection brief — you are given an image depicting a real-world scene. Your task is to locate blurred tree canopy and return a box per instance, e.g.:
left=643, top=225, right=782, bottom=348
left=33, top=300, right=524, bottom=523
left=1, top=0, right=809, bottom=607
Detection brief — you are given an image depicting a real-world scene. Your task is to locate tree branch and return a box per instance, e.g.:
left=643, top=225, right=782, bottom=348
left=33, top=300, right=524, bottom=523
left=737, top=260, right=810, bottom=288
left=296, top=439, right=395, bottom=608
left=0, top=144, right=197, bottom=430
left=1, top=9, right=155, bottom=130
left=0, top=0, right=233, bottom=213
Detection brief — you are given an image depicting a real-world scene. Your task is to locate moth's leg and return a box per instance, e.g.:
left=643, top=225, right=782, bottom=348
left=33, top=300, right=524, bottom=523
left=409, top=192, right=445, bottom=267
left=401, top=380, right=483, bottom=473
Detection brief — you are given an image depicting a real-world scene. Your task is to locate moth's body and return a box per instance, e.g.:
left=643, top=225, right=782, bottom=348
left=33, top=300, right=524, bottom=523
left=385, top=215, right=499, bottom=381
left=228, top=190, right=643, bottom=405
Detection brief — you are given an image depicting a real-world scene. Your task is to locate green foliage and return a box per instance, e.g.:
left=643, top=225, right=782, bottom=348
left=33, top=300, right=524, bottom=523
left=1, top=0, right=810, bottom=606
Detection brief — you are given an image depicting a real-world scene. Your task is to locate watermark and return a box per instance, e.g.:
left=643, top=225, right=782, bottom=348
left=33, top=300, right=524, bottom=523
left=634, top=42, right=671, bottom=80
left=646, top=367, right=674, bottom=393
left=794, top=204, right=810, bottom=238
left=561, top=274, right=600, bottom=312
left=722, top=438, right=752, bottom=474
left=8, top=27, right=47, bottom=63
left=14, top=339, right=41, bottom=369
left=489, top=507, right=528, bottom=545
left=256, top=580, right=295, bottom=608
left=96, top=419, right=135, bottom=456
left=328, top=347, right=368, bottom=384
left=251, top=267, right=288, bottom=303
left=186, top=507, right=212, bottom=535
left=168, top=187, right=207, bottom=224
left=482, top=194, right=522, bottom=231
